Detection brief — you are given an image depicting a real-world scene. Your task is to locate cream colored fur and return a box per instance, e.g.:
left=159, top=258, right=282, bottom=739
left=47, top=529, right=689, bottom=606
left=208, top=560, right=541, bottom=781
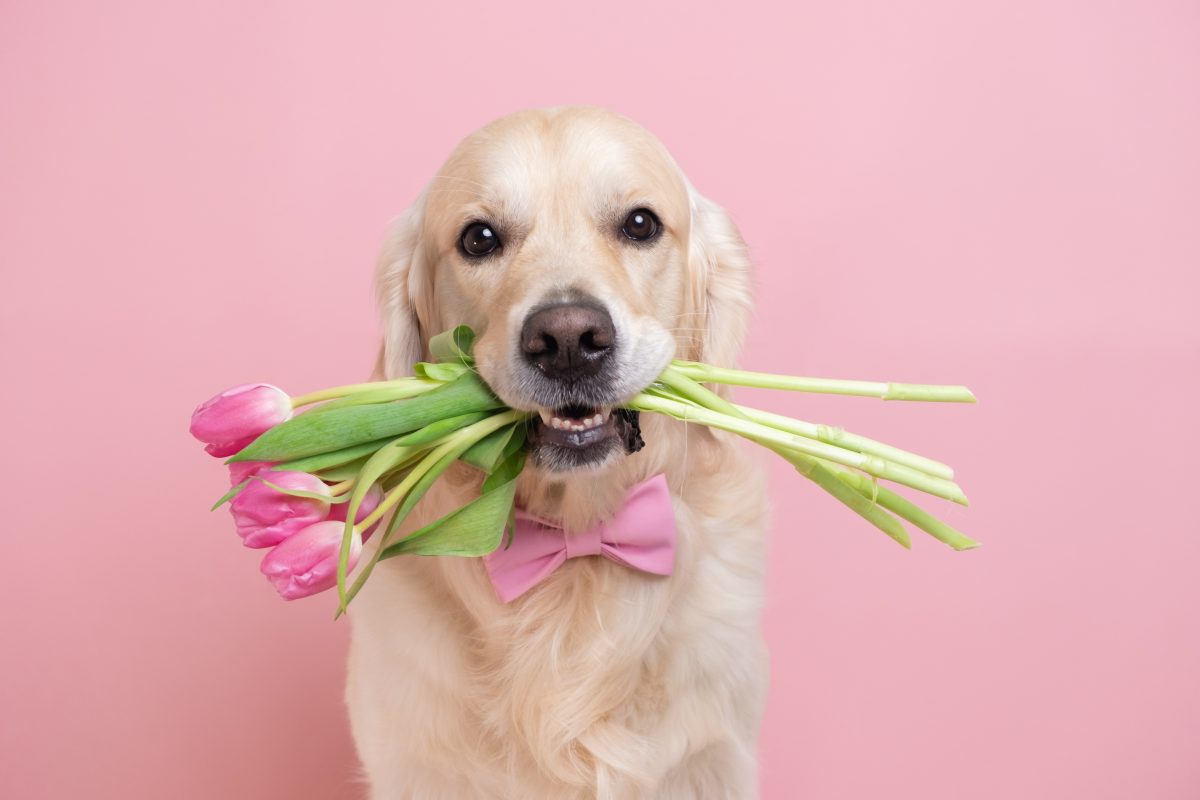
left=346, top=106, right=769, bottom=799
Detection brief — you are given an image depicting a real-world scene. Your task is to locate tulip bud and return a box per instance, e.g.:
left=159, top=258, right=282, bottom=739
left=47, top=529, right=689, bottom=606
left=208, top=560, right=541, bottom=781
left=260, top=520, right=362, bottom=600
left=230, top=471, right=331, bottom=548
left=228, top=460, right=274, bottom=486
left=189, top=383, right=292, bottom=457
left=328, top=484, right=384, bottom=537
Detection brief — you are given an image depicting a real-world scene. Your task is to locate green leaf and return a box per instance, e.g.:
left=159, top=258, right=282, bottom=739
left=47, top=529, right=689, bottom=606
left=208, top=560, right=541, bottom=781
left=340, top=442, right=473, bottom=611
left=473, top=421, right=528, bottom=473
left=393, top=411, right=492, bottom=447
left=461, top=424, right=518, bottom=473
left=428, top=325, right=476, bottom=364
left=499, top=423, right=527, bottom=462
left=315, top=456, right=374, bottom=482
left=414, top=361, right=471, bottom=382
left=210, top=480, right=249, bottom=511
left=301, top=381, right=443, bottom=413
left=334, top=436, right=432, bottom=607
left=379, top=472, right=518, bottom=559
left=376, top=451, right=458, bottom=542
left=482, top=448, right=525, bottom=494
left=379, top=464, right=417, bottom=491
left=484, top=448, right=526, bottom=549
left=256, top=477, right=350, bottom=504
left=503, top=502, right=517, bottom=550
left=230, top=372, right=503, bottom=462
left=275, top=438, right=394, bottom=474
left=337, top=409, right=526, bottom=613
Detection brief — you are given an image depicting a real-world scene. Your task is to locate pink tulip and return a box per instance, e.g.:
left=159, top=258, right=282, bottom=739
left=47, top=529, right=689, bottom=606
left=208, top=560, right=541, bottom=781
left=230, top=471, right=331, bottom=548
left=260, top=520, right=362, bottom=600
left=189, top=383, right=292, bottom=457
left=228, top=460, right=274, bottom=486
left=328, top=484, right=384, bottom=536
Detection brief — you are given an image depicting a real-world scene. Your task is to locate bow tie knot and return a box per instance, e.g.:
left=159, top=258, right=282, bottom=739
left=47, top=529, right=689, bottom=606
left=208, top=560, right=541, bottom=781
left=562, top=523, right=605, bottom=560
left=483, top=474, right=677, bottom=603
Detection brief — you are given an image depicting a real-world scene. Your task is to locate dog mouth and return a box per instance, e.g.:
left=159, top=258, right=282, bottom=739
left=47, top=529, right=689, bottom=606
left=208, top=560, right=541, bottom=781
left=526, top=404, right=644, bottom=470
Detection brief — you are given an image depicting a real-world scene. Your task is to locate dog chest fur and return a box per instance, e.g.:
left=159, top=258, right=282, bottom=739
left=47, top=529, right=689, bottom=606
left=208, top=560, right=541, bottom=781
left=346, top=432, right=769, bottom=799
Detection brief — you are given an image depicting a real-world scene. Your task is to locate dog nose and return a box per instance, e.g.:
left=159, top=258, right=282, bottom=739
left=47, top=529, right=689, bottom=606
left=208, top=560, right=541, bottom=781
left=521, top=303, right=615, bottom=381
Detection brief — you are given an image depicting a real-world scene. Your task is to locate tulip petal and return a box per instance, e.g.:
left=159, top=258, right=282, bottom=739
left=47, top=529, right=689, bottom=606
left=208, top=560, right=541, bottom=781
left=228, top=460, right=274, bottom=485
left=231, top=471, right=331, bottom=548
left=190, top=383, right=293, bottom=454
left=203, top=434, right=258, bottom=458
left=260, top=520, right=362, bottom=600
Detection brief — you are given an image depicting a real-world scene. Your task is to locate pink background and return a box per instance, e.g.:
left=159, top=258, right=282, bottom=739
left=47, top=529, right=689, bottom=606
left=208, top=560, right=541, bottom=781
left=3, top=1, right=1198, bottom=797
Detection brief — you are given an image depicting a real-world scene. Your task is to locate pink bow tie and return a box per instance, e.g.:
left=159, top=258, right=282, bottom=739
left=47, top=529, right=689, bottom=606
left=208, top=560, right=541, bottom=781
left=483, top=473, right=677, bottom=603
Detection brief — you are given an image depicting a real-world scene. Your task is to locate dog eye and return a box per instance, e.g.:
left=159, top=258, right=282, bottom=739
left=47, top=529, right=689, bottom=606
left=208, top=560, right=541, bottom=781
left=459, top=222, right=500, bottom=257
left=621, top=208, right=660, bottom=242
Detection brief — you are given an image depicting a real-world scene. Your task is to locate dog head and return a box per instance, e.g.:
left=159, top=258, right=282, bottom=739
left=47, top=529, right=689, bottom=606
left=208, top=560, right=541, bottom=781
left=376, top=106, right=751, bottom=475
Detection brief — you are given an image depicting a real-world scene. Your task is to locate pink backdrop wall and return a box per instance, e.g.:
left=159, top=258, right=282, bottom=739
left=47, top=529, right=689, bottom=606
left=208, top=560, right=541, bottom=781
left=3, top=1, right=1197, bottom=797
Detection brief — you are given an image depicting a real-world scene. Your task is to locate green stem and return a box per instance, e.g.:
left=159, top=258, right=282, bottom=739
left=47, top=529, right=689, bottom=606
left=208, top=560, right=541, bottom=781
left=670, top=361, right=977, bottom=403
left=356, top=411, right=523, bottom=530
left=339, top=449, right=460, bottom=614
left=334, top=439, right=426, bottom=608
left=826, top=465, right=980, bottom=551
left=630, top=393, right=969, bottom=505
left=734, top=405, right=955, bottom=480
left=290, top=377, right=440, bottom=408
left=650, top=375, right=955, bottom=480
left=769, top=445, right=911, bottom=548
left=656, top=365, right=747, bottom=420
left=335, top=409, right=528, bottom=615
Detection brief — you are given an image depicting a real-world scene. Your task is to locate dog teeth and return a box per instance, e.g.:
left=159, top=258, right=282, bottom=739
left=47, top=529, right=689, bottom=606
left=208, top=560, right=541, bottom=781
left=542, top=408, right=612, bottom=432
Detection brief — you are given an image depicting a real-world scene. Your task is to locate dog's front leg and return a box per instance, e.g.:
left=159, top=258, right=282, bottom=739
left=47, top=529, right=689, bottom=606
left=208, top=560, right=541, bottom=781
left=345, top=560, right=496, bottom=800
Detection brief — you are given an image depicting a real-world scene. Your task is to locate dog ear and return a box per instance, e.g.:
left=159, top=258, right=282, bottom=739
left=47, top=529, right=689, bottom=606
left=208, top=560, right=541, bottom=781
left=687, top=187, right=753, bottom=369
left=374, top=192, right=430, bottom=379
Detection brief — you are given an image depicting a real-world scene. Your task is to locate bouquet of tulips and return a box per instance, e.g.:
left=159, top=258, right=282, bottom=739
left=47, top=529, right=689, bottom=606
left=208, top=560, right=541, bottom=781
left=190, top=327, right=977, bottom=613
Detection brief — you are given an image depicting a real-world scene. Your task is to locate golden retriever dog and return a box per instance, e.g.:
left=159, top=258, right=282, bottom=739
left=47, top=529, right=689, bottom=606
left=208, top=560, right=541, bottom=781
left=346, top=105, right=769, bottom=799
